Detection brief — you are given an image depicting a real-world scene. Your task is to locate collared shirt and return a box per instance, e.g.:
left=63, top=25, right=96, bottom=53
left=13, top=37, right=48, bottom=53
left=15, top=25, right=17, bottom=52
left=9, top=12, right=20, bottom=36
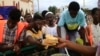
left=3, top=23, right=25, bottom=44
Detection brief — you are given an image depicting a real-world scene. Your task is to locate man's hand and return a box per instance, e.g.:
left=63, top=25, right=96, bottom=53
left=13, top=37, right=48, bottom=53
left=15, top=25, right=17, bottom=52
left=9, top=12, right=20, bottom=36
left=56, top=38, right=67, bottom=48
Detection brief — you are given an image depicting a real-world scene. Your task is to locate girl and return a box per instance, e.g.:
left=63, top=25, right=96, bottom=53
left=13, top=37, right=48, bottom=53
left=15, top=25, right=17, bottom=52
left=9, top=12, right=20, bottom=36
left=42, top=12, right=58, bottom=36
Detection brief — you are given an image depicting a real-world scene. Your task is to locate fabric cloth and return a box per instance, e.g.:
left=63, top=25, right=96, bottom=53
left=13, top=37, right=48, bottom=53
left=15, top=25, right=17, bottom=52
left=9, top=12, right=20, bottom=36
left=92, top=24, right=100, bottom=46
left=0, top=45, right=37, bottom=56
left=58, top=9, right=85, bottom=42
left=26, top=30, right=43, bottom=39
left=67, top=31, right=80, bottom=42
left=42, top=24, right=58, bottom=36
left=3, top=23, right=25, bottom=44
left=58, top=9, right=86, bottom=28
left=96, top=42, right=100, bottom=56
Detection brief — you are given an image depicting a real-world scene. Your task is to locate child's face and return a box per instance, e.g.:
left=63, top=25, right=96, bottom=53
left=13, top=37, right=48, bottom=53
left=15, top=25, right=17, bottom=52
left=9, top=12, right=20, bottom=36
left=33, top=20, right=43, bottom=31
left=25, top=15, right=32, bottom=23
left=93, top=10, right=99, bottom=22
left=35, top=20, right=42, bottom=28
left=45, top=14, right=56, bottom=25
left=7, top=19, right=19, bottom=29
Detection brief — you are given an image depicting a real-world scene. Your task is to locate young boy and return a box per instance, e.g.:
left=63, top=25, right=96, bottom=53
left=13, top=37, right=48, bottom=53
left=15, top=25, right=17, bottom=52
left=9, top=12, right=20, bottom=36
left=0, top=8, right=26, bottom=56
left=91, top=8, right=100, bottom=46
left=26, top=13, right=58, bottom=56
left=26, top=14, right=44, bottom=47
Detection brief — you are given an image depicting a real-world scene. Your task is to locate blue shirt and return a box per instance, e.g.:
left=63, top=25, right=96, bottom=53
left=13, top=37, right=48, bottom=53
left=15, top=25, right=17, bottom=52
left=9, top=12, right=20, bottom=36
left=58, top=9, right=86, bottom=30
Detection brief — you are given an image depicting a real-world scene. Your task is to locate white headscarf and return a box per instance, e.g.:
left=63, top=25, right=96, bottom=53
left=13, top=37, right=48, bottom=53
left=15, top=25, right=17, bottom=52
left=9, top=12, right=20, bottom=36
left=45, top=12, right=53, bottom=16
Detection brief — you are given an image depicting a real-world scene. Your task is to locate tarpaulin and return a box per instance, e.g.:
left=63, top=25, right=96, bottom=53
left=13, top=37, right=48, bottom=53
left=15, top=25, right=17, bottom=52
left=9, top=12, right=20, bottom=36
left=0, top=6, right=15, bottom=19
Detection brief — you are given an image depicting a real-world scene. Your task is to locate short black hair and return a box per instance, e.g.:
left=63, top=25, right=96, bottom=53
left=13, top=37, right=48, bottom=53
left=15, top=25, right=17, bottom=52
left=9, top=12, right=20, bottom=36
left=33, top=13, right=43, bottom=21
left=8, top=8, right=21, bottom=21
left=41, top=10, right=48, bottom=18
left=91, top=8, right=98, bottom=15
left=24, top=13, right=32, bottom=18
left=68, top=1, right=80, bottom=11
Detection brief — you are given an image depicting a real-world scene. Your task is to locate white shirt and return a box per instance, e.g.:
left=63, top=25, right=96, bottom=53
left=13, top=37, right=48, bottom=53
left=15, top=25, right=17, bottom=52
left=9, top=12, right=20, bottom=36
left=92, top=24, right=100, bottom=46
left=96, top=42, right=100, bottom=56
left=42, top=24, right=58, bottom=36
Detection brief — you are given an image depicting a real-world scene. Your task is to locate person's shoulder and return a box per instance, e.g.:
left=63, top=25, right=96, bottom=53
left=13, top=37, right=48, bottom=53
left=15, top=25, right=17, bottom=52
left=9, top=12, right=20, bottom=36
left=60, top=9, right=68, bottom=17
left=61, top=9, right=68, bottom=14
left=77, top=9, right=86, bottom=17
left=78, top=9, right=85, bottom=15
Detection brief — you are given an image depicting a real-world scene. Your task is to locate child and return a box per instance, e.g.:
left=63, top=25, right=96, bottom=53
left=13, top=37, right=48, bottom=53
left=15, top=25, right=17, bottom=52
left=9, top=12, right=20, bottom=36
left=85, top=15, right=93, bottom=46
left=26, top=13, right=58, bottom=56
left=26, top=14, right=44, bottom=46
left=24, top=13, right=32, bottom=23
left=42, top=11, right=59, bottom=54
left=42, top=12, right=58, bottom=36
left=25, top=14, right=48, bottom=56
left=91, top=8, right=100, bottom=46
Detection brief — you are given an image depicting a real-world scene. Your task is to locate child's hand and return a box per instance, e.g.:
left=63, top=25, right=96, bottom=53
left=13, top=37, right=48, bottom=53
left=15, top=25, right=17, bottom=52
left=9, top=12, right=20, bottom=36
left=13, top=44, right=20, bottom=54
left=7, top=44, right=14, bottom=48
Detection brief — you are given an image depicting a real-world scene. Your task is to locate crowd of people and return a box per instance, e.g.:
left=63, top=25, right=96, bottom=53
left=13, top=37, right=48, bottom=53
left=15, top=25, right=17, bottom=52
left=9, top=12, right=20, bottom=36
left=0, top=1, right=100, bottom=56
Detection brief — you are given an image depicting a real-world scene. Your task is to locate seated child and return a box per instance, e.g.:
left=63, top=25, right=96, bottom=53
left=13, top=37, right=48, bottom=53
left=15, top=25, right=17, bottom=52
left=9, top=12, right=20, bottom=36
left=25, top=14, right=45, bottom=51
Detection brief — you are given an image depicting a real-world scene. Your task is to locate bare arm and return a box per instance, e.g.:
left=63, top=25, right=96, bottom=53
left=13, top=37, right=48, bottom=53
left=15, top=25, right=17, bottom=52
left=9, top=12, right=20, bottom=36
left=57, top=38, right=96, bottom=56
left=26, top=36, right=42, bottom=45
left=0, top=43, right=14, bottom=51
left=57, top=26, right=61, bottom=37
left=66, top=40, right=96, bottom=56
